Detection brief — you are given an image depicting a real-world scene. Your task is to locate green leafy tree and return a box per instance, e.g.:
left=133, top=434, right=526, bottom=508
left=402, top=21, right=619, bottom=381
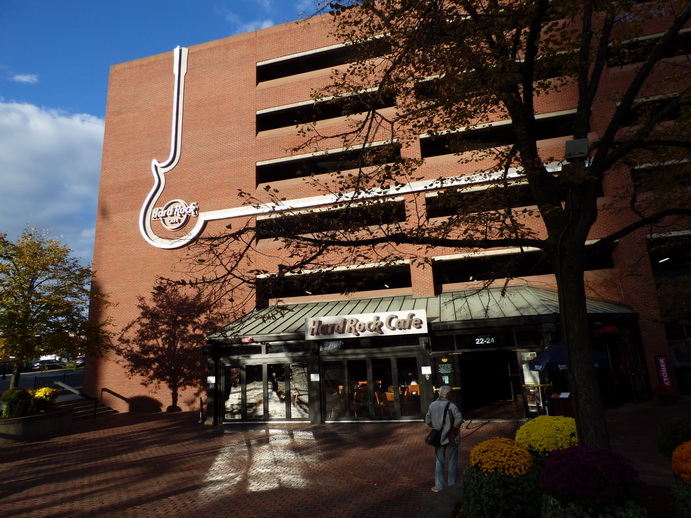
left=186, top=0, right=691, bottom=447
left=0, top=228, right=111, bottom=389
left=118, top=282, right=227, bottom=412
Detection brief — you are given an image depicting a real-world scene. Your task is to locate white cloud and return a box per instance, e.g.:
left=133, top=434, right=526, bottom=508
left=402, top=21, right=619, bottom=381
left=12, top=73, right=39, bottom=84
left=0, top=102, right=104, bottom=264
left=239, top=19, right=275, bottom=32
left=221, top=9, right=275, bottom=34
left=252, top=0, right=273, bottom=12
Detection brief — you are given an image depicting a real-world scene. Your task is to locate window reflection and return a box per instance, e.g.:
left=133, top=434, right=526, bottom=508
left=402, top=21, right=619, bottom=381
left=268, top=364, right=287, bottom=419
left=372, top=358, right=394, bottom=418
left=223, top=355, right=423, bottom=422
left=246, top=364, right=264, bottom=419
left=348, top=360, right=369, bottom=419
left=323, top=361, right=346, bottom=419
left=398, top=357, right=421, bottom=416
left=225, top=365, right=241, bottom=420
left=291, top=363, right=310, bottom=418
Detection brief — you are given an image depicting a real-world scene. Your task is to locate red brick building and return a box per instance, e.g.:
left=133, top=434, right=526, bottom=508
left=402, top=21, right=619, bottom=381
left=88, top=10, right=690, bottom=423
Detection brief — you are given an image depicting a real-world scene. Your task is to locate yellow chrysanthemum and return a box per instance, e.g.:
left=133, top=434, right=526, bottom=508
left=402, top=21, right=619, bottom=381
left=469, top=437, right=533, bottom=477
left=32, top=387, right=59, bottom=400
left=515, top=415, right=578, bottom=456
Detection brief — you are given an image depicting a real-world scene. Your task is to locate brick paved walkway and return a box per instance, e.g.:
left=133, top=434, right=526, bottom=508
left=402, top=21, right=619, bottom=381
left=1, top=397, right=686, bottom=518
left=0, top=414, right=519, bottom=518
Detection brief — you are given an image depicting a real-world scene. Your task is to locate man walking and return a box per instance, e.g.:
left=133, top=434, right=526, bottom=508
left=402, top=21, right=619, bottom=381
left=425, top=385, right=463, bottom=492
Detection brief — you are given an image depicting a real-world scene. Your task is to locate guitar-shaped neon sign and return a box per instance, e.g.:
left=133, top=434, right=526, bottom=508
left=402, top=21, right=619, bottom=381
left=139, top=46, right=207, bottom=249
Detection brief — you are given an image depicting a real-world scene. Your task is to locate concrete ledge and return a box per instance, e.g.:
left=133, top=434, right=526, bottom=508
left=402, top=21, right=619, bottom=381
left=0, top=408, right=72, bottom=444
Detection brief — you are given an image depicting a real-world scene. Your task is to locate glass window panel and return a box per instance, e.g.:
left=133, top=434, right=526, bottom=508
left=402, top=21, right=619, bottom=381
left=266, top=342, right=309, bottom=353
left=319, top=336, right=420, bottom=352
left=323, top=361, right=347, bottom=419
left=398, top=357, right=421, bottom=416
left=290, top=363, right=310, bottom=419
left=348, top=359, right=370, bottom=419
left=246, top=364, right=264, bottom=419
left=372, top=358, right=394, bottom=418
left=225, top=365, right=242, bottom=420
left=267, top=364, right=288, bottom=419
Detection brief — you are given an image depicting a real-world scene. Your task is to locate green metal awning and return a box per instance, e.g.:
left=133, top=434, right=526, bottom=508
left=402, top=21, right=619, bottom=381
left=208, top=286, right=635, bottom=344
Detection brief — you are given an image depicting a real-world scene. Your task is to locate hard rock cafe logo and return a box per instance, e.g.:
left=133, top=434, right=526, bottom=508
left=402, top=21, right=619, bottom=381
left=151, top=199, right=199, bottom=231
left=140, top=46, right=207, bottom=249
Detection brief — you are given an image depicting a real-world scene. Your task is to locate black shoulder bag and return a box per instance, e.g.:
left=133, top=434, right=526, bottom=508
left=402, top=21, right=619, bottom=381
left=425, top=401, right=451, bottom=447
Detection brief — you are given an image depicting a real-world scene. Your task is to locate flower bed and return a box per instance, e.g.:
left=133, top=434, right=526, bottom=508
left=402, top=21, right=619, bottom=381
left=1, top=387, right=60, bottom=417
left=0, top=407, right=72, bottom=444
left=0, top=387, right=70, bottom=443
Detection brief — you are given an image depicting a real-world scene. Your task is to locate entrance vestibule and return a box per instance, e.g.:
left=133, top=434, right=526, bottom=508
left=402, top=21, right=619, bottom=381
left=219, top=341, right=427, bottom=423
left=205, top=288, right=646, bottom=425
left=429, top=349, right=536, bottom=421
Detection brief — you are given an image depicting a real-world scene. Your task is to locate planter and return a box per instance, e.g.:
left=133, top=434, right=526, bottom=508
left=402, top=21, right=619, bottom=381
left=0, top=408, right=72, bottom=444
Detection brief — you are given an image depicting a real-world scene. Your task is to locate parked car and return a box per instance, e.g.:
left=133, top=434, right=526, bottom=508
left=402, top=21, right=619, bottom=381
left=33, top=359, right=66, bottom=371
left=74, top=357, right=85, bottom=368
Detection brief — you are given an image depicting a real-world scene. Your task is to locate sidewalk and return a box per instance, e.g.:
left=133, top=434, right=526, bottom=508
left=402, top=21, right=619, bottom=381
left=1, top=398, right=687, bottom=518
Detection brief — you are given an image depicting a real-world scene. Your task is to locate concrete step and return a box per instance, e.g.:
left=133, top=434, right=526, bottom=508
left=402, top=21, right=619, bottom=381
left=56, top=396, right=118, bottom=420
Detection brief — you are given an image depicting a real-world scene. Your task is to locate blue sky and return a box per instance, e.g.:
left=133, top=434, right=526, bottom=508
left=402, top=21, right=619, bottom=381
left=0, top=0, right=318, bottom=263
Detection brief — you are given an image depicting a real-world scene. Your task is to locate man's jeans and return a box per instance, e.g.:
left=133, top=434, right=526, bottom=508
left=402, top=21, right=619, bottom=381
left=434, top=441, right=459, bottom=490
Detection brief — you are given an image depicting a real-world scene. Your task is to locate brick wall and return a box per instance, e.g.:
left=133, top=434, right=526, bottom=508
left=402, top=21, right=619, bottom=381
left=88, top=12, right=689, bottom=412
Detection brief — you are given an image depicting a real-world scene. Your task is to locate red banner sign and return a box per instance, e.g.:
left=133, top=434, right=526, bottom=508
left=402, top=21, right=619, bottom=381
left=656, top=356, right=673, bottom=387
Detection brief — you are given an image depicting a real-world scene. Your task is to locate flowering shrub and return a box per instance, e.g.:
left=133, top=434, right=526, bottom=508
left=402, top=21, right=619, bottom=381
left=469, top=437, right=534, bottom=477
left=1, top=388, right=32, bottom=418
left=30, top=387, right=59, bottom=412
left=515, top=415, right=578, bottom=456
left=1, top=387, right=60, bottom=417
left=540, top=445, right=642, bottom=516
left=460, top=437, right=539, bottom=518
left=672, top=442, right=691, bottom=517
left=541, top=495, right=648, bottom=517
left=673, top=478, right=691, bottom=518
left=672, top=441, right=691, bottom=484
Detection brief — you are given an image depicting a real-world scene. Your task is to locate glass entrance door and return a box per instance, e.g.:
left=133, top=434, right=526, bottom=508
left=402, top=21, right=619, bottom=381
left=223, top=361, right=310, bottom=421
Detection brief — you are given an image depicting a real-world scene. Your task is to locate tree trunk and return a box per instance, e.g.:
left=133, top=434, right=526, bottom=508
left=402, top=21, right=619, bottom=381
left=554, top=235, right=610, bottom=448
left=9, top=360, right=22, bottom=390
left=167, top=386, right=181, bottom=412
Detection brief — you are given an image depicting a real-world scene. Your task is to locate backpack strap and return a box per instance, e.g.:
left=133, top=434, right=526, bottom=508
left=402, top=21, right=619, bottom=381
left=440, top=401, right=450, bottom=428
